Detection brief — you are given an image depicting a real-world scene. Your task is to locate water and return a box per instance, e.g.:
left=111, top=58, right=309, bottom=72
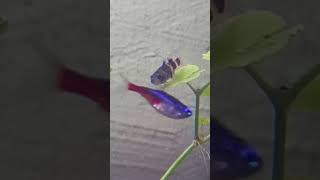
left=110, top=0, right=210, bottom=179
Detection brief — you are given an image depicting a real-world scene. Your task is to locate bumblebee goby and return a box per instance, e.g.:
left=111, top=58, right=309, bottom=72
left=150, top=58, right=181, bottom=85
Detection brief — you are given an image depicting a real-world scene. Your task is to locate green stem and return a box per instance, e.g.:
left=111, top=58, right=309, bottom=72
left=187, top=82, right=197, bottom=94
left=194, top=93, right=200, bottom=140
left=245, top=64, right=320, bottom=180
left=160, top=82, right=210, bottom=179
left=186, top=82, right=201, bottom=139
left=271, top=106, right=287, bottom=180
left=244, top=65, right=277, bottom=100
left=245, top=65, right=287, bottom=180
left=160, top=136, right=210, bottom=180
left=160, top=142, right=196, bottom=180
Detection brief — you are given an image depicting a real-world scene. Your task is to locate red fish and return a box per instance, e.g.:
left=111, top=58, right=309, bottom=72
left=27, top=34, right=109, bottom=112
left=56, top=67, right=109, bottom=112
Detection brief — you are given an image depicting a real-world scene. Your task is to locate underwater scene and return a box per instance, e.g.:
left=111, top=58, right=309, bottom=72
left=110, top=0, right=210, bottom=179
left=213, top=0, right=320, bottom=180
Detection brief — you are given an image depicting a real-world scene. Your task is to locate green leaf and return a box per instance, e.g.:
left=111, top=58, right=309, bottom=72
left=201, top=84, right=210, bottom=96
left=0, top=17, right=8, bottom=34
left=291, top=75, right=320, bottom=111
left=199, top=117, right=210, bottom=126
left=164, top=64, right=204, bottom=89
left=212, top=10, right=303, bottom=73
left=202, top=51, right=210, bottom=61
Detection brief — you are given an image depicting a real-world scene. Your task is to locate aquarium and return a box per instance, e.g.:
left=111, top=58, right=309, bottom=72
left=110, top=0, right=210, bottom=179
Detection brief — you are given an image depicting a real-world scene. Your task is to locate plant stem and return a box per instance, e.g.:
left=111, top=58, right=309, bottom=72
left=194, top=93, right=200, bottom=140
left=244, top=65, right=276, bottom=100
left=187, top=82, right=197, bottom=94
left=160, top=82, right=210, bottom=179
left=245, top=64, right=320, bottom=180
left=245, top=65, right=287, bottom=180
left=187, top=82, right=210, bottom=140
left=160, top=136, right=211, bottom=180
left=271, top=106, right=287, bottom=180
left=160, top=141, right=196, bottom=180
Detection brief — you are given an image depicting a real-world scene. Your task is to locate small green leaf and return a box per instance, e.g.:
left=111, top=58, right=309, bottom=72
left=291, top=75, right=320, bottom=111
left=201, top=84, right=210, bottom=96
left=212, top=10, right=303, bottom=73
left=164, top=64, right=204, bottom=89
left=0, top=17, right=8, bottom=34
left=199, top=117, right=210, bottom=126
left=202, top=51, right=210, bottom=61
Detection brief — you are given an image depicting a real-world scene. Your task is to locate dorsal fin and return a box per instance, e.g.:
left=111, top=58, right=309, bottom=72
left=168, top=58, right=177, bottom=69
left=175, top=58, right=181, bottom=66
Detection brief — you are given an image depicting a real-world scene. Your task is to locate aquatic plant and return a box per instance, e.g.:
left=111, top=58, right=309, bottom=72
left=159, top=6, right=318, bottom=179
left=159, top=53, right=210, bottom=180
left=213, top=9, right=319, bottom=180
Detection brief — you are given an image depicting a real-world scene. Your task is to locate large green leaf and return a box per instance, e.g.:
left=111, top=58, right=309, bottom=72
left=0, top=17, right=8, bottom=34
left=291, top=75, right=320, bottom=111
left=212, top=10, right=303, bottom=73
left=164, top=64, right=204, bottom=89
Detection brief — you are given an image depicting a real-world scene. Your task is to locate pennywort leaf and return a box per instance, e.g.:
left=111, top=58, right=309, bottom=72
left=212, top=10, right=303, bottom=73
left=291, top=75, right=320, bottom=111
left=164, top=64, right=205, bottom=89
left=201, top=84, right=210, bottom=96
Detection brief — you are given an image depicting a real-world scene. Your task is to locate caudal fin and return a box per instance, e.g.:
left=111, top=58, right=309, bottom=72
left=57, top=67, right=109, bottom=112
left=118, top=73, right=141, bottom=92
left=26, top=32, right=109, bottom=111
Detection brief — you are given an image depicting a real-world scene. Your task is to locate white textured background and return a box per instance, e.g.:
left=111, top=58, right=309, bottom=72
left=110, top=0, right=210, bottom=180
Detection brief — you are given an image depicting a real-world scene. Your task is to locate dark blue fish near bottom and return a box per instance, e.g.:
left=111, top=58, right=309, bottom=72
left=211, top=116, right=263, bottom=179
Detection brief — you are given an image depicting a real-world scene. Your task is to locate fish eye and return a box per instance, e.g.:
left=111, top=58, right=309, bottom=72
left=248, top=161, right=259, bottom=168
left=184, top=109, right=192, bottom=116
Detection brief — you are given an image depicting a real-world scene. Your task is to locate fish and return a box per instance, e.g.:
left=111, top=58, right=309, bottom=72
left=57, top=67, right=109, bottom=112
left=211, top=116, right=263, bottom=179
left=150, top=57, right=181, bottom=85
left=122, top=75, right=192, bottom=119
left=26, top=33, right=109, bottom=112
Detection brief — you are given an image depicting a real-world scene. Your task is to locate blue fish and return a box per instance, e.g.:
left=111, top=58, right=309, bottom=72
left=211, top=116, right=263, bottom=179
left=123, top=77, right=192, bottom=119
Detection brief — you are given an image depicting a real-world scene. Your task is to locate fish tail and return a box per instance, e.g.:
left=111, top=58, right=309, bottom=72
left=58, top=67, right=109, bottom=111
left=118, top=73, right=141, bottom=93
left=26, top=32, right=109, bottom=111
